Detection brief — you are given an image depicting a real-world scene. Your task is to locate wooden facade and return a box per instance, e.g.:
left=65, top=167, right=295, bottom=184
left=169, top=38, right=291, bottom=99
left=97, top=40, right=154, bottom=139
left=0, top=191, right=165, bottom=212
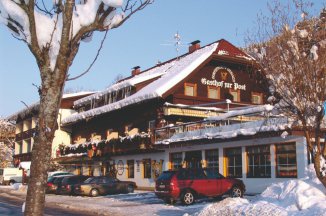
left=61, top=39, right=270, bottom=158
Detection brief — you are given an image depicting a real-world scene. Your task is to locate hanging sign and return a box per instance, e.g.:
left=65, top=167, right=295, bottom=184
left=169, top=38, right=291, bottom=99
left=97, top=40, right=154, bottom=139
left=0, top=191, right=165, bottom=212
left=201, top=67, right=246, bottom=91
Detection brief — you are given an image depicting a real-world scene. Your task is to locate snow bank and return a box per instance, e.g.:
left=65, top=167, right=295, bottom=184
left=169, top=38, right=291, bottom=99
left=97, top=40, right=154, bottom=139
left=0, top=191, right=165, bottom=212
left=197, top=164, right=326, bottom=216
left=11, top=183, right=21, bottom=190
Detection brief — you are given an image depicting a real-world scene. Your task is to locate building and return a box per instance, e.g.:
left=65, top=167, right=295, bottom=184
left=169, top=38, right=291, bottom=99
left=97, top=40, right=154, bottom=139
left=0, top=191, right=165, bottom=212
left=55, top=39, right=323, bottom=194
left=9, top=92, right=94, bottom=169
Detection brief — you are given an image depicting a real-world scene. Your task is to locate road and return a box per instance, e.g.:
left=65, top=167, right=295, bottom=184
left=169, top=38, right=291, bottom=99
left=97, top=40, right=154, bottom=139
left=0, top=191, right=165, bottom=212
left=0, top=194, right=95, bottom=216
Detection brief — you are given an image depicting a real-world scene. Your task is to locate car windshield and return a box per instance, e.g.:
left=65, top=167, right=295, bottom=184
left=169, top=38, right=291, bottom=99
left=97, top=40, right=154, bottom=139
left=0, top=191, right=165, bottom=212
left=157, top=171, right=176, bottom=180
left=84, top=177, right=96, bottom=184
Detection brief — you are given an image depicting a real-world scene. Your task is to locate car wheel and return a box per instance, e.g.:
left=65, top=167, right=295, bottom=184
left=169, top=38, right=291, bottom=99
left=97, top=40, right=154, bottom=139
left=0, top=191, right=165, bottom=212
left=181, top=190, right=195, bottom=205
left=230, top=186, right=243, bottom=198
left=127, top=185, right=134, bottom=193
left=90, top=188, right=99, bottom=197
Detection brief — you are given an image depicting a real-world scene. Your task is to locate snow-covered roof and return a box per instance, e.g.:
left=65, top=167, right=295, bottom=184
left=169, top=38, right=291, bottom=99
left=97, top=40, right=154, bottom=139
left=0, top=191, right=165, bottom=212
left=62, top=42, right=219, bottom=125
left=62, top=91, right=96, bottom=99
left=62, top=39, right=257, bottom=125
left=156, top=117, right=290, bottom=145
left=164, top=102, right=224, bottom=112
left=205, top=104, right=274, bottom=121
left=7, top=91, right=94, bottom=121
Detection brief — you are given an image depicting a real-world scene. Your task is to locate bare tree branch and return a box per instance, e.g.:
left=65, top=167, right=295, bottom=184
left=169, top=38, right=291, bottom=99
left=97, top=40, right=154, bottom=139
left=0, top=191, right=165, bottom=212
left=66, top=29, right=109, bottom=81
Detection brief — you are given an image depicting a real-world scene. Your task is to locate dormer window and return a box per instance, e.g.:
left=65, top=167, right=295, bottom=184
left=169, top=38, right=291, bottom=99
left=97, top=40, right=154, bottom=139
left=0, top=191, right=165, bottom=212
left=251, top=92, right=263, bottom=104
left=207, top=86, right=220, bottom=99
left=229, top=89, right=240, bottom=102
left=184, top=83, right=197, bottom=97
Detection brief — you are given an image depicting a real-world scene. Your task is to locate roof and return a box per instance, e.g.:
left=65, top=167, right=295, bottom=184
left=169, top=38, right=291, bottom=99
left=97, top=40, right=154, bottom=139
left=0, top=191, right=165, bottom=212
left=7, top=91, right=94, bottom=121
left=62, top=39, right=255, bottom=125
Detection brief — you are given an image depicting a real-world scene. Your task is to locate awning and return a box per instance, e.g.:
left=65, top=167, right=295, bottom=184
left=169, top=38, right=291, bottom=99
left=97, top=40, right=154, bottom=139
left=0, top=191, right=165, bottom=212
left=19, top=161, right=31, bottom=170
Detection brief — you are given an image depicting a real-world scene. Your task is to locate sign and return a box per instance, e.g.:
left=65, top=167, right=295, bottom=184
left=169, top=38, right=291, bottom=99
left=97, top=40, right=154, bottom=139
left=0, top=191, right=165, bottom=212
left=201, top=67, right=246, bottom=91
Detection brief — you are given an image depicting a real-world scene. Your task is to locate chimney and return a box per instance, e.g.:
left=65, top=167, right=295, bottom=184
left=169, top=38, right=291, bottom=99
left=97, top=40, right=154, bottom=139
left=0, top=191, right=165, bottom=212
left=132, top=66, right=140, bottom=76
left=189, top=40, right=201, bottom=53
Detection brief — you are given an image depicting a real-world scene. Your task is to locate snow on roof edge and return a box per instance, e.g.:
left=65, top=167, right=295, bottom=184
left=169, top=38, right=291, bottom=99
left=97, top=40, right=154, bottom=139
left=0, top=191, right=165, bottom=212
left=62, top=42, right=219, bottom=125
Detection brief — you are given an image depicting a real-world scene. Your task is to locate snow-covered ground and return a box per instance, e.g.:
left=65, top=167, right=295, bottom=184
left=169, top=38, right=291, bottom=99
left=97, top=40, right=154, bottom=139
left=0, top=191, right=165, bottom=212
left=198, top=165, right=326, bottom=216
left=1, top=165, right=325, bottom=216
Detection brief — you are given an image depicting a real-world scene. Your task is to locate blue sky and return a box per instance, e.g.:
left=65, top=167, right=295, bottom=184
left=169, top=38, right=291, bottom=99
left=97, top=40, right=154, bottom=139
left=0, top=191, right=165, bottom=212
left=0, top=0, right=324, bottom=117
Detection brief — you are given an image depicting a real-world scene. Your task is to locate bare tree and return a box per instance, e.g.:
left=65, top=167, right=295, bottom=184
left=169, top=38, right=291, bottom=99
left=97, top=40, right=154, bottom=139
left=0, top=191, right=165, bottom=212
left=246, top=0, right=326, bottom=187
left=0, top=118, right=15, bottom=168
left=0, top=0, right=153, bottom=215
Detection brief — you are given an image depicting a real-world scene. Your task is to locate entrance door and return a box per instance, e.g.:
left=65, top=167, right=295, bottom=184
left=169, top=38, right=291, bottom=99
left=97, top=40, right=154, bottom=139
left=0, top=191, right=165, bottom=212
left=185, top=151, right=202, bottom=168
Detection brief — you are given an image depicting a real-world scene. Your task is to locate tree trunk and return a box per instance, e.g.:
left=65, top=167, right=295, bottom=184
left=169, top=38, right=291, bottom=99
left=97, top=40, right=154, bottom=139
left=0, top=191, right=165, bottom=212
left=24, top=68, right=65, bottom=216
left=304, top=130, right=326, bottom=189
left=313, top=152, right=326, bottom=189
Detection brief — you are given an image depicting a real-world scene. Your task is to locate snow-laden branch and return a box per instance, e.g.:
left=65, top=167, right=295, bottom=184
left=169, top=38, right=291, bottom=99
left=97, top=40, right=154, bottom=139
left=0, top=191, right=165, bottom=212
left=0, top=0, right=153, bottom=72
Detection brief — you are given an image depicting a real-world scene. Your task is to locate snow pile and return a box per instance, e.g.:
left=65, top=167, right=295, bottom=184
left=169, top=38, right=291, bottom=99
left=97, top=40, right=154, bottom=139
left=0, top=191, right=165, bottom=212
left=11, top=183, right=28, bottom=192
left=197, top=164, right=326, bottom=216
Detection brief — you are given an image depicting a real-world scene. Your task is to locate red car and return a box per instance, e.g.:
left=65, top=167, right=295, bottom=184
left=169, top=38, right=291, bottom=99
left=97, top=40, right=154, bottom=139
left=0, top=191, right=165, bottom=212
left=155, top=168, right=245, bottom=205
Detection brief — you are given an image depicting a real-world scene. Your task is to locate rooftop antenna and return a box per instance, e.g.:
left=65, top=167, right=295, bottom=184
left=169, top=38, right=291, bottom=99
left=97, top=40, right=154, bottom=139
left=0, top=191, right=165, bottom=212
left=160, top=31, right=188, bottom=60
left=174, top=31, right=181, bottom=59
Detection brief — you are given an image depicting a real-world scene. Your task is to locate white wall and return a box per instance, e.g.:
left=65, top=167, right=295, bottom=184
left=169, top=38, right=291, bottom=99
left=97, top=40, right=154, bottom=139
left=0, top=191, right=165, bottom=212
left=112, top=152, right=165, bottom=189
left=161, top=135, right=308, bottom=194
left=51, top=109, right=76, bottom=158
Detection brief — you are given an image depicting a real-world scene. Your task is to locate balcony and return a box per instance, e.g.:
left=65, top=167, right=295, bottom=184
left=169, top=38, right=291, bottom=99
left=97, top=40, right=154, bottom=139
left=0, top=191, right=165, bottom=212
left=154, top=117, right=288, bottom=145
left=15, top=128, right=37, bottom=141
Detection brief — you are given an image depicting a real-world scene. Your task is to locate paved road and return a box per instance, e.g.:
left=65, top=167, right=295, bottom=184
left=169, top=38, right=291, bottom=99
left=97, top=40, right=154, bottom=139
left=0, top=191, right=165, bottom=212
left=0, top=196, right=94, bottom=216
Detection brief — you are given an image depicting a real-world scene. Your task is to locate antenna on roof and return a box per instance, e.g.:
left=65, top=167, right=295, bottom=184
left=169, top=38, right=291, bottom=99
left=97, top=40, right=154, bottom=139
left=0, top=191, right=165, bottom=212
left=174, top=31, right=181, bottom=59
left=160, top=31, right=188, bottom=60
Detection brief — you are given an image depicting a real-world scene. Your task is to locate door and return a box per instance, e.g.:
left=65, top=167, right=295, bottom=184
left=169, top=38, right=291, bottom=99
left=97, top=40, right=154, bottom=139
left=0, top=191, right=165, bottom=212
left=101, top=177, right=116, bottom=194
left=203, top=168, right=223, bottom=196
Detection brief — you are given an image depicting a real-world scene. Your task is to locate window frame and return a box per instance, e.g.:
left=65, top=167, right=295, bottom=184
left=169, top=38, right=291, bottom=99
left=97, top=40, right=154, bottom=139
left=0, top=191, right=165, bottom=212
left=207, top=86, right=220, bottom=99
left=127, top=160, right=135, bottom=178
left=224, top=147, right=242, bottom=178
left=275, top=143, right=297, bottom=178
left=205, top=149, right=219, bottom=172
left=246, top=145, right=271, bottom=178
left=229, top=89, right=240, bottom=102
left=251, top=92, right=263, bottom=104
left=170, top=152, right=183, bottom=170
left=143, top=159, right=152, bottom=179
left=184, top=83, right=197, bottom=97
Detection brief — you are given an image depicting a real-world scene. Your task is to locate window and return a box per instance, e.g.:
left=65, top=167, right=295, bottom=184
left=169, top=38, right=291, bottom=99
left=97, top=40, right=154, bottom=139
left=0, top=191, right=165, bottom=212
left=224, top=147, right=242, bottom=178
left=171, top=152, right=183, bottom=170
left=143, top=159, right=151, bottom=178
left=229, top=89, right=240, bottom=102
left=207, top=86, right=220, bottom=99
left=251, top=92, right=263, bottom=104
left=276, top=143, right=297, bottom=178
left=184, top=83, right=197, bottom=97
left=26, top=139, right=32, bottom=153
left=206, top=149, right=219, bottom=172
left=16, top=141, right=23, bottom=154
left=247, top=145, right=271, bottom=178
left=127, top=160, right=134, bottom=178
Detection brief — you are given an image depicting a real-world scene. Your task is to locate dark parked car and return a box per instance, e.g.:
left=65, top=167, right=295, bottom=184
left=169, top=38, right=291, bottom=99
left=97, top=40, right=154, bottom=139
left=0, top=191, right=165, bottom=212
left=46, top=174, right=73, bottom=194
left=73, top=176, right=137, bottom=197
left=47, top=172, right=73, bottom=182
left=57, top=175, right=90, bottom=195
left=155, top=168, right=245, bottom=205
